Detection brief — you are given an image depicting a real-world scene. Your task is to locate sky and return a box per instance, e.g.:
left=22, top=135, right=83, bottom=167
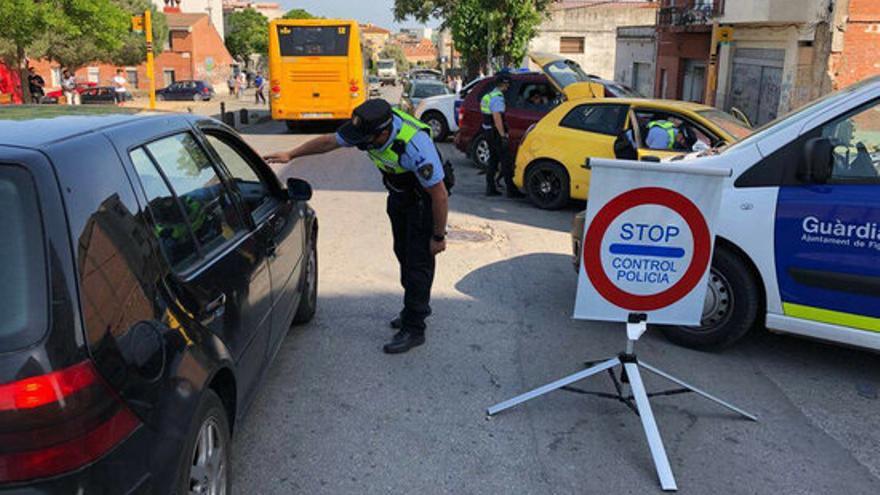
left=278, top=0, right=438, bottom=30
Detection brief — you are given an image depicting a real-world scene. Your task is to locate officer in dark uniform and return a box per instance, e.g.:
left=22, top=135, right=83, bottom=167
left=264, top=99, right=449, bottom=354
left=480, top=69, right=524, bottom=198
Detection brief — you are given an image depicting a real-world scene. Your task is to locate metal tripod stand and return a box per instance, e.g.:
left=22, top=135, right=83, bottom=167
left=486, top=314, right=757, bottom=492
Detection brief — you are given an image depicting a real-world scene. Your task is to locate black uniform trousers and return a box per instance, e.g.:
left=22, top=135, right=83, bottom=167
left=386, top=189, right=435, bottom=335
left=484, top=127, right=515, bottom=192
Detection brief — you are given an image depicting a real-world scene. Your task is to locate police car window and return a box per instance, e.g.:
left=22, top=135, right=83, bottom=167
left=144, top=133, right=246, bottom=258
left=561, top=104, right=628, bottom=136
left=204, top=134, right=274, bottom=219
left=823, top=100, right=880, bottom=181
left=130, top=147, right=200, bottom=271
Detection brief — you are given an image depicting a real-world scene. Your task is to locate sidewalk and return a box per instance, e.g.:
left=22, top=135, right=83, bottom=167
left=129, top=88, right=271, bottom=127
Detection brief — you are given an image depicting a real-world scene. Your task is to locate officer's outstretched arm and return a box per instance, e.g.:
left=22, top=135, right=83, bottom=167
left=263, top=134, right=340, bottom=164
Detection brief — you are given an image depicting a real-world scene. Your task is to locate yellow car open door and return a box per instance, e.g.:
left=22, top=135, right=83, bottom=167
left=529, top=52, right=604, bottom=101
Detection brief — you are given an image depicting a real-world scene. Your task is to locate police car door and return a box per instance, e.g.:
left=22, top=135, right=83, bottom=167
left=775, top=98, right=880, bottom=343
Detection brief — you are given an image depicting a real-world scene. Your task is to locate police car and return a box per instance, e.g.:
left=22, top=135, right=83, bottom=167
left=572, top=76, right=880, bottom=351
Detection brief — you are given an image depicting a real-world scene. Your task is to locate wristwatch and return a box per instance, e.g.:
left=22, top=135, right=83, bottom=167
left=432, top=233, right=446, bottom=242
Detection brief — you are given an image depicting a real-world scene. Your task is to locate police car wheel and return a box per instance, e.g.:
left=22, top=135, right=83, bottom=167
left=293, top=236, right=318, bottom=324
left=661, top=246, right=760, bottom=350
left=422, top=112, right=448, bottom=141
left=525, top=161, right=569, bottom=210
left=471, top=136, right=491, bottom=170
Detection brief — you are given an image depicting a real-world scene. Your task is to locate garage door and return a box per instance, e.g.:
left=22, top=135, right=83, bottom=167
left=727, top=48, right=784, bottom=126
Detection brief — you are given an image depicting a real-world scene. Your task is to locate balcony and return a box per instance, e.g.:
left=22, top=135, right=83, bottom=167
left=658, top=0, right=724, bottom=28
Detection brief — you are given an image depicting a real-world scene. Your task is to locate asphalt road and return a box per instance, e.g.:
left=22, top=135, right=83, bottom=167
left=228, top=89, right=880, bottom=494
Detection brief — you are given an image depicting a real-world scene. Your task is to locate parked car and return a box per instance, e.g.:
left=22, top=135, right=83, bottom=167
left=399, top=79, right=452, bottom=116
left=515, top=98, right=752, bottom=209
left=571, top=75, right=880, bottom=352
left=406, top=69, right=442, bottom=81
left=368, top=75, right=381, bottom=97
left=156, top=80, right=215, bottom=101
left=0, top=106, right=318, bottom=493
left=43, top=82, right=97, bottom=103
left=414, top=77, right=485, bottom=142
left=454, top=53, right=640, bottom=169
left=78, top=86, right=133, bottom=104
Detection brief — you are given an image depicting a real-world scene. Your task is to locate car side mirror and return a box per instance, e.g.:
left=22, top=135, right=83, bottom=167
left=801, top=137, right=834, bottom=184
left=286, top=178, right=313, bottom=201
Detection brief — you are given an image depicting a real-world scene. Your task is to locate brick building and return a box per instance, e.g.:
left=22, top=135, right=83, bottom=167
left=361, top=24, right=392, bottom=58
left=654, top=0, right=718, bottom=103
left=32, top=12, right=233, bottom=94
left=401, top=39, right=438, bottom=67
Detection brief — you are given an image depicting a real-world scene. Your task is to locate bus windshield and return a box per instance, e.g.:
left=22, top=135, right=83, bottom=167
left=278, top=25, right=350, bottom=56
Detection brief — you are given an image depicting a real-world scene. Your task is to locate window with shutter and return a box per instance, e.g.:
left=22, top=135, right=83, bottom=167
left=559, top=37, right=584, bottom=54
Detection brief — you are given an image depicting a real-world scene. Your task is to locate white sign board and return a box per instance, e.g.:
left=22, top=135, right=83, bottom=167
left=574, top=159, right=729, bottom=325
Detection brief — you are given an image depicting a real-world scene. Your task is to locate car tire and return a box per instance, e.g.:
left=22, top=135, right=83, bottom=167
left=176, top=389, right=230, bottom=495
left=525, top=160, right=570, bottom=210
left=293, top=235, right=317, bottom=324
left=660, top=246, right=761, bottom=350
left=421, top=111, right=448, bottom=142
left=470, top=135, right=491, bottom=170
left=285, top=120, right=299, bottom=133
left=157, top=94, right=165, bottom=101
left=193, top=93, right=203, bottom=102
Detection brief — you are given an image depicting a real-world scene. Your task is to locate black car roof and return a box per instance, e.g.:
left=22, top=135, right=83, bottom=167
left=0, top=106, right=186, bottom=148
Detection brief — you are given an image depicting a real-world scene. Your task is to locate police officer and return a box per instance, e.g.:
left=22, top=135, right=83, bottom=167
left=645, top=117, right=685, bottom=150
left=480, top=69, right=524, bottom=198
left=264, top=100, right=449, bottom=354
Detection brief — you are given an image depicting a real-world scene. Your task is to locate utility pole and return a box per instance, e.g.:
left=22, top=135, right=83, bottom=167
left=145, top=9, right=156, bottom=109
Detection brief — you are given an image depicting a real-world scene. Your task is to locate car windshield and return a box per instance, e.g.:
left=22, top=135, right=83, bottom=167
left=413, top=83, right=449, bottom=98
left=697, top=109, right=753, bottom=141
left=604, top=82, right=642, bottom=98
left=0, top=164, right=48, bottom=351
left=543, top=60, right=588, bottom=88
left=377, top=61, right=394, bottom=69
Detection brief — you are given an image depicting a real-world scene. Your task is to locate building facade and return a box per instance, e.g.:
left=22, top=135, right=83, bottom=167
left=529, top=1, right=658, bottom=80
left=222, top=1, right=283, bottom=21
left=361, top=24, right=392, bottom=58
left=614, top=25, right=656, bottom=96
left=153, top=0, right=225, bottom=39
left=654, top=0, right=719, bottom=103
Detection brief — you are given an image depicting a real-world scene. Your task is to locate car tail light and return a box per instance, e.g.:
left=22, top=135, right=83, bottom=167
left=458, top=105, right=465, bottom=126
left=0, top=361, right=140, bottom=483
left=202, top=87, right=210, bottom=94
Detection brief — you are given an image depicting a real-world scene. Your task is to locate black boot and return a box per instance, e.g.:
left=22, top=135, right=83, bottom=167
left=390, top=316, right=402, bottom=329
left=383, top=330, right=425, bottom=354
left=505, top=181, right=525, bottom=198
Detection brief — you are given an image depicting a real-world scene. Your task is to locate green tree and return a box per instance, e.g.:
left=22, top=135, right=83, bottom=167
left=225, top=8, right=269, bottom=61
left=379, top=44, right=410, bottom=73
left=282, top=8, right=319, bottom=20
left=107, top=1, right=169, bottom=67
left=394, top=0, right=552, bottom=77
left=0, top=0, right=57, bottom=102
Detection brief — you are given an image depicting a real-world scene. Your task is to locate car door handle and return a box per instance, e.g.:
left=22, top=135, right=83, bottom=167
left=200, top=293, right=226, bottom=325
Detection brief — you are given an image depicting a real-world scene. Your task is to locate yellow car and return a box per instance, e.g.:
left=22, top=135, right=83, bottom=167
left=513, top=98, right=752, bottom=209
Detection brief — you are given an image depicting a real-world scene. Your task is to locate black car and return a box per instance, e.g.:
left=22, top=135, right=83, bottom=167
left=157, top=80, right=215, bottom=101
left=0, top=106, right=318, bottom=494
left=79, top=86, right=133, bottom=104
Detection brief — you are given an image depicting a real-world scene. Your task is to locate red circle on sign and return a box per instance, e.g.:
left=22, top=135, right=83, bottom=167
left=583, top=187, right=711, bottom=311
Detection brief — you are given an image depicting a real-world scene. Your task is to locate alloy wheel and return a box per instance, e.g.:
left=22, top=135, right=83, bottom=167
left=475, top=139, right=491, bottom=168
left=188, top=418, right=227, bottom=495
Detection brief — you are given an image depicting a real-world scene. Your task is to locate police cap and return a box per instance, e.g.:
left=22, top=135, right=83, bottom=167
left=337, top=99, right=394, bottom=145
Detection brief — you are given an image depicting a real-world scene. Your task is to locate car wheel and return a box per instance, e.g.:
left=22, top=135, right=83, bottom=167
left=193, top=93, right=203, bottom=102
left=285, top=120, right=299, bottom=133
left=157, top=93, right=165, bottom=101
left=422, top=111, right=448, bottom=142
left=293, top=236, right=317, bottom=324
left=660, top=246, right=761, bottom=350
left=471, top=135, right=491, bottom=170
left=525, top=160, right=570, bottom=210
left=177, top=390, right=230, bottom=495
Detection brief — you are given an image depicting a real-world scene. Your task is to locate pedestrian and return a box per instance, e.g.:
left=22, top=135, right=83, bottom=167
left=61, top=69, right=77, bottom=105
left=453, top=75, right=462, bottom=94
left=645, top=117, right=686, bottom=150
left=263, top=99, right=449, bottom=354
left=480, top=69, right=523, bottom=198
left=27, top=67, right=45, bottom=104
left=112, top=69, right=128, bottom=106
left=236, top=71, right=246, bottom=99
left=254, top=72, right=266, bottom=104
left=227, top=74, right=236, bottom=96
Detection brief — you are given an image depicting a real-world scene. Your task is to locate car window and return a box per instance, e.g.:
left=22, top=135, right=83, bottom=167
left=513, top=82, right=559, bottom=111
left=0, top=165, right=48, bottom=351
left=634, top=110, right=717, bottom=151
left=413, top=84, right=448, bottom=99
left=205, top=134, right=274, bottom=219
left=823, top=99, right=880, bottom=181
left=141, top=134, right=246, bottom=262
left=130, top=147, right=201, bottom=271
left=560, top=104, right=629, bottom=136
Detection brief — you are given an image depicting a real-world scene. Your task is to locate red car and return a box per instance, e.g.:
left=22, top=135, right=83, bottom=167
left=44, top=81, right=98, bottom=103
left=454, top=53, right=640, bottom=168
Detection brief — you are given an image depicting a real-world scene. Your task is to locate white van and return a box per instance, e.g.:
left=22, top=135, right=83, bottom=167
left=572, top=76, right=880, bottom=351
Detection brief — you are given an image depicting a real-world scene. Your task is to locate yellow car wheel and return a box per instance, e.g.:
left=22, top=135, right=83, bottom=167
left=525, top=160, right=569, bottom=210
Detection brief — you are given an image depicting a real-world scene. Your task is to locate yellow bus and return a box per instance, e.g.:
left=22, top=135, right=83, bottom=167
left=268, top=19, right=367, bottom=129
